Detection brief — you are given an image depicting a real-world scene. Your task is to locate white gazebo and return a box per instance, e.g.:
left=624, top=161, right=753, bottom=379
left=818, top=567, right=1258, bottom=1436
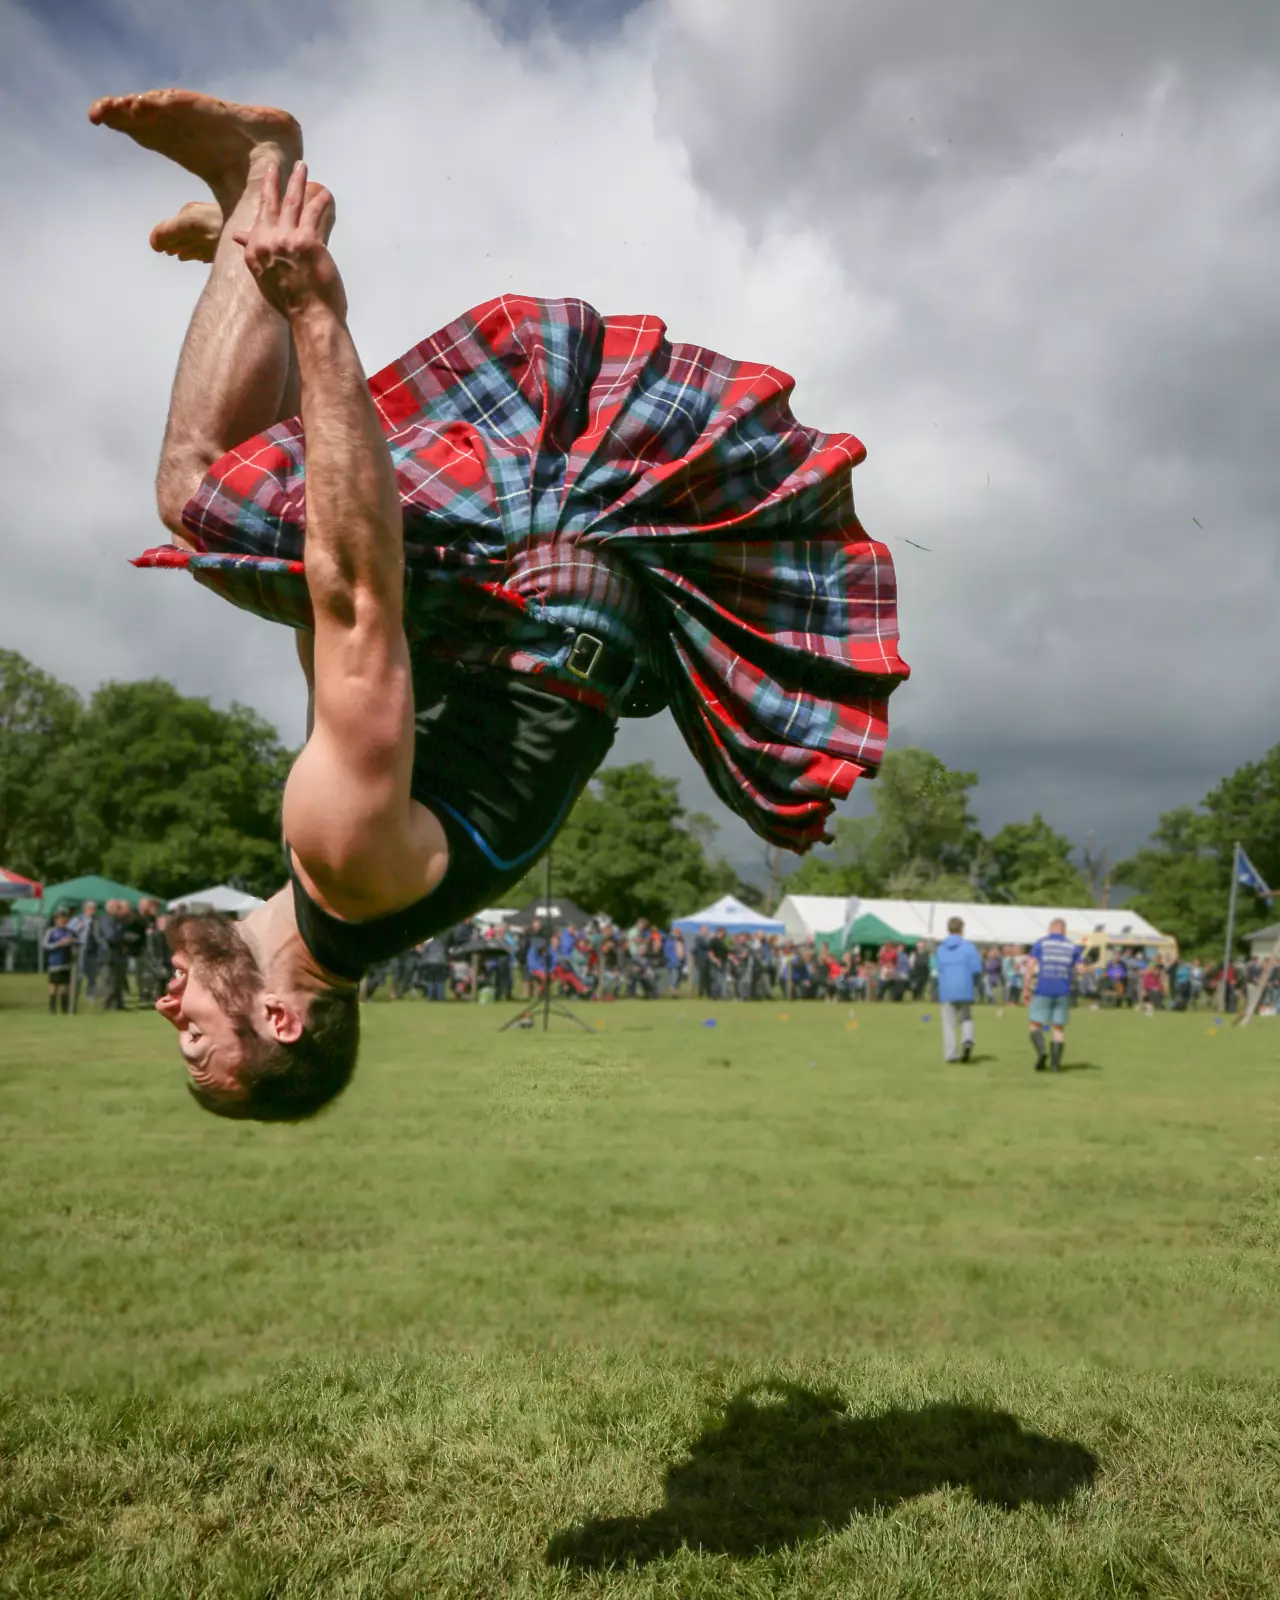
left=167, top=884, right=266, bottom=918
left=673, top=894, right=785, bottom=936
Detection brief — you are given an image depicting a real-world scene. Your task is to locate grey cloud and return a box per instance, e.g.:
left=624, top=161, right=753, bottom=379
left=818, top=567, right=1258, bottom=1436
left=643, top=0, right=1280, bottom=868
left=2, top=0, right=1276, bottom=890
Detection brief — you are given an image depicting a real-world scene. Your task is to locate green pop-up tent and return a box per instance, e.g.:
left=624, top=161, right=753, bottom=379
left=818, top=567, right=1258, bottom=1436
left=8, top=874, right=158, bottom=918
left=845, top=911, right=919, bottom=949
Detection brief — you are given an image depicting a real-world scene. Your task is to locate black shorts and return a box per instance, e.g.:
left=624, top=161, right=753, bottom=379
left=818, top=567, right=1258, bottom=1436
left=289, top=662, right=616, bottom=979
left=48, top=967, right=71, bottom=986
left=408, top=659, right=616, bottom=926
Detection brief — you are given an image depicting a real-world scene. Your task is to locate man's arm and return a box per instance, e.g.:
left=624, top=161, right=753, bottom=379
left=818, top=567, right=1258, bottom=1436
left=235, top=163, right=445, bottom=914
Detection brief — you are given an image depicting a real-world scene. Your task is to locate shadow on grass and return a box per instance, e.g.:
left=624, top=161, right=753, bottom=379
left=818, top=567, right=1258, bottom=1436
left=547, top=1384, right=1098, bottom=1568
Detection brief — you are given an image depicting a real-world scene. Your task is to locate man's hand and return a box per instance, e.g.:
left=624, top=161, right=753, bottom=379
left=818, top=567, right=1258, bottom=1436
left=233, top=160, right=345, bottom=324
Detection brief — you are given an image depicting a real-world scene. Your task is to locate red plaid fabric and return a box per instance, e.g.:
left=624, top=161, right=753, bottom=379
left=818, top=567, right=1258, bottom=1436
left=133, top=295, right=909, bottom=849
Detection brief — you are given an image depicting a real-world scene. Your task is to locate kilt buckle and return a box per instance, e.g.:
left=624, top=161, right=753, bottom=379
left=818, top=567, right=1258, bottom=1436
left=566, top=632, right=604, bottom=679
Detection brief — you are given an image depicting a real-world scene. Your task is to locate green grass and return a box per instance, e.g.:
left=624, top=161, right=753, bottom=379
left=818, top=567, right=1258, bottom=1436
left=2, top=980, right=1279, bottom=1596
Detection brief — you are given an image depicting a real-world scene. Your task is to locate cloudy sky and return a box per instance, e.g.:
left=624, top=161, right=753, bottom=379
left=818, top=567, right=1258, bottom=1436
left=2, top=0, right=1276, bottom=879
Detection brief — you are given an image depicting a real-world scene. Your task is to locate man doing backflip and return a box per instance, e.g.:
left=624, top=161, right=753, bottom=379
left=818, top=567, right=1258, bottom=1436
left=90, top=88, right=908, bottom=1122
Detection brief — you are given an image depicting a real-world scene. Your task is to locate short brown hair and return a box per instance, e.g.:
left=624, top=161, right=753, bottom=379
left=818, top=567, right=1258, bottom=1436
left=947, top=916, right=964, bottom=934
left=189, top=984, right=360, bottom=1122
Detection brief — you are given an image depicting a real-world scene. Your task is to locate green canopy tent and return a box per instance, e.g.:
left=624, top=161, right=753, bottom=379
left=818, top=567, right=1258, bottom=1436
left=8, top=874, right=158, bottom=919
left=845, top=911, right=919, bottom=949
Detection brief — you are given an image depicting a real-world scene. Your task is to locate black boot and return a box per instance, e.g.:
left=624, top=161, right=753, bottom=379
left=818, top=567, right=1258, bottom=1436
left=1050, top=1040, right=1063, bottom=1073
left=48, top=993, right=57, bottom=1015
left=59, top=992, right=70, bottom=1014
left=1032, top=1030, right=1047, bottom=1070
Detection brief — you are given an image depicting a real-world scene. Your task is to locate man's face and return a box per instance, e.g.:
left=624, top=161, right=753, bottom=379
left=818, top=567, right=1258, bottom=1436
left=83, top=901, right=96, bottom=918
left=155, top=914, right=261, bottom=1092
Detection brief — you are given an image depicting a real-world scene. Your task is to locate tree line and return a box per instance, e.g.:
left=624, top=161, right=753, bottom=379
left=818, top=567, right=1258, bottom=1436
left=3, top=648, right=1276, bottom=951
left=0, top=649, right=749, bottom=924
left=779, top=744, right=1280, bottom=956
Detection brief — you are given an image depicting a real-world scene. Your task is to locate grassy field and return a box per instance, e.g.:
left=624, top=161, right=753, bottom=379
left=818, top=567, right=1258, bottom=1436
left=2, top=977, right=1279, bottom=1597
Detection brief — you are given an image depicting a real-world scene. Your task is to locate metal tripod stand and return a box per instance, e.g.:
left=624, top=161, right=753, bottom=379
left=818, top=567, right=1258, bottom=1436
left=499, top=849, right=595, bottom=1033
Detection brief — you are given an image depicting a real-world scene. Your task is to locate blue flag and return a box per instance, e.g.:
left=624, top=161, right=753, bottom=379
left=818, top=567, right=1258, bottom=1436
left=1237, top=848, right=1273, bottom=900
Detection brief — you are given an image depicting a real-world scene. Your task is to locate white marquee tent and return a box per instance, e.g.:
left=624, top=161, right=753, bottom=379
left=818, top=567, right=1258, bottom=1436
left=777, top=892, right=1169, bottom=948
left=776, top=894, right=849, bottom=944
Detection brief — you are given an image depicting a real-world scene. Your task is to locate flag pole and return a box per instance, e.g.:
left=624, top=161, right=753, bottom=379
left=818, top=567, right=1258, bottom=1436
left=1218, top=841, right=1241, bottom=1011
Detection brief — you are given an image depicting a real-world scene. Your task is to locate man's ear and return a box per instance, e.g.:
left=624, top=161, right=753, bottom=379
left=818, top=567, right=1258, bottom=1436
left=262, top=993, right=306, bottom=1045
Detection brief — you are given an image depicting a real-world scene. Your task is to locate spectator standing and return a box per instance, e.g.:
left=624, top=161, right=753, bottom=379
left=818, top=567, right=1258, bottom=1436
left=144, top=912, right=174, bottom=1001
left=664, top=928, right=684, bottom=996
left=706, top=928, right=729, bottom=998
left=419, top=934, right=449, bottom=1000
left=1001, top=947, right=1018, bottom=1006
left=94, top=900, right=127, bottom=1010
left=69, top=899, right=99, bottom=1004
left=42, top=910, right=76, bottom=1015
left=120, top=900, right=150, bottom=1001
left=1024, top=917, right=1082, bottom=1071
left=935, top=916, right=983, bottom=1063
left=517, top=918, right=543, bottom=1000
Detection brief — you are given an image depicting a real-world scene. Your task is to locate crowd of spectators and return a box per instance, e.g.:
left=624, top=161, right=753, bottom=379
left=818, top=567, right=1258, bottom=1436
left=6, top=894, right=1278, bottom=1017
left=361, top=923, right=1280, bottom=1015
left=25, top=897, right=172, bottom=1013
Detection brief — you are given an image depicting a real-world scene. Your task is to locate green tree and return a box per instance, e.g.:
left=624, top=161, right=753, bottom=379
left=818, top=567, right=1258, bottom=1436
left=0, top=650, right=83, bottom=876
left=1117, top=748, right=1280, bottom=956
left=985, top=813, right=1088, bottom=905
left=1118, top=807, right=1223, bottom=956
left=871, top=747, right=982, bottom=881
left=1200, top=748, right=1280, bottom=893
left=783, top=748, right=981, bottom=899
left=29, top=679, right=295, bottom=896
left=507, top=762, right=745, bottom=925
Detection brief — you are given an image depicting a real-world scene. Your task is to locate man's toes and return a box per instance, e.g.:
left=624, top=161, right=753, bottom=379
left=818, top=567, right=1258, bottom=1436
left=150, top=200, right=222, bottom=262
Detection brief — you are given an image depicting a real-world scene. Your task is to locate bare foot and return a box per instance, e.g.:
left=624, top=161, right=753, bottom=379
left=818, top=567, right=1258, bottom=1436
left=88, top=88, right=302, bottom=207
left=150, top=200, right=222, bottom=262
left=150, top=183, right=336, bottom=263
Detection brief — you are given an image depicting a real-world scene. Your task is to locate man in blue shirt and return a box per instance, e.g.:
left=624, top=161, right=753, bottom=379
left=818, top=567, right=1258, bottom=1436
left=935, top=917, right=984, bottom=1062
left=1024, top=918, right=1082, bottom=1071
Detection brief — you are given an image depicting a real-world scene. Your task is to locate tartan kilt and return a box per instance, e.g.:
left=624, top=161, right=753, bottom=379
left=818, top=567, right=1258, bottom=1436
left=133, top=295, right=909, bottom=850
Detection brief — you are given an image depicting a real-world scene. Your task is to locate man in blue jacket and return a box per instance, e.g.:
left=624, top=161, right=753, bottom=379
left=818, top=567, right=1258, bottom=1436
left=935, top=917, right=984, bottom=1063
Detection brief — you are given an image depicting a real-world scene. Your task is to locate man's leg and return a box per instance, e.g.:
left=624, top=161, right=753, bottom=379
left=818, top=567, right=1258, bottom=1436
left=89, top=91, right=308, bottom=537
left=958, top=1003, right=974, bottom=1062
left=940, top=1002, right=957, bottom=1061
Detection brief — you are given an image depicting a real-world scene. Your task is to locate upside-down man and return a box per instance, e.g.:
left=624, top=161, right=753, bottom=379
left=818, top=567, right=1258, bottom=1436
left=90, top=89, right=909, bottom=1122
